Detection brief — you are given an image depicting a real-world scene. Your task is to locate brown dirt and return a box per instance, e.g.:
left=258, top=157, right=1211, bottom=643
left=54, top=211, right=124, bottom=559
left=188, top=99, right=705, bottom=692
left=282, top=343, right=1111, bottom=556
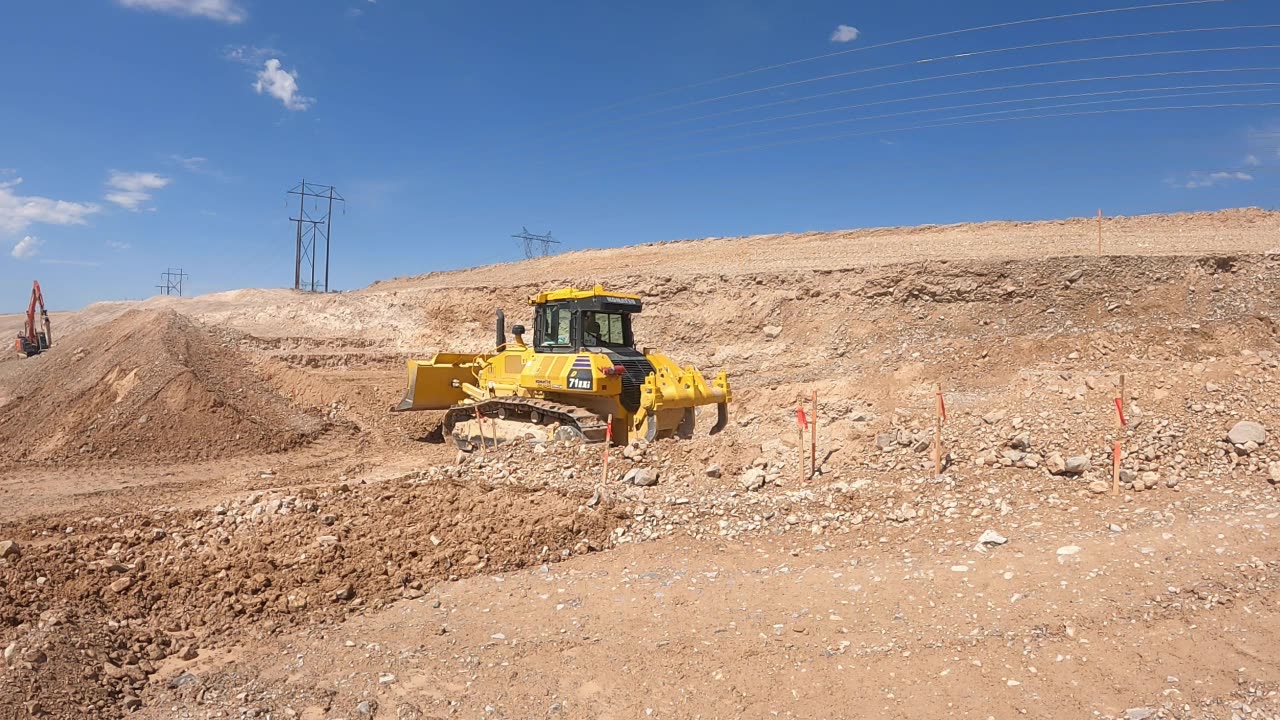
left=0, top=310, right=328, bottom=463
left=0, top=209, right=1278, bottom=719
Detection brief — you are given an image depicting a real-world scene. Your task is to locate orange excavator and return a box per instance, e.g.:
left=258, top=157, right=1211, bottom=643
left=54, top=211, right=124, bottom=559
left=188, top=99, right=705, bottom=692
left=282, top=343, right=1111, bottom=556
left=15, top=280, right=52, bottom=358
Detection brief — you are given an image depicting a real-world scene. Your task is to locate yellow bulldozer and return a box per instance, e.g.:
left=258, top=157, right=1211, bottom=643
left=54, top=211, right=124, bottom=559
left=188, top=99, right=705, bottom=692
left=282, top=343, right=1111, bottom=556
left=392, top=285, right=730, bottom=446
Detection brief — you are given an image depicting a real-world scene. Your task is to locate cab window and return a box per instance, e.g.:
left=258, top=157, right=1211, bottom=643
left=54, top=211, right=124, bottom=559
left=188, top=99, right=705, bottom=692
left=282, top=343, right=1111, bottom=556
left=583, top=312, right=626, bottom=346
left=541, top=306, right=571, bottom=347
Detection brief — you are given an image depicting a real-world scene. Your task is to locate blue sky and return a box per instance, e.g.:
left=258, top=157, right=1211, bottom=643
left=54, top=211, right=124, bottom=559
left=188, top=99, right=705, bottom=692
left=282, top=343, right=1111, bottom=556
left=3, top=0, right=1280, bottom=310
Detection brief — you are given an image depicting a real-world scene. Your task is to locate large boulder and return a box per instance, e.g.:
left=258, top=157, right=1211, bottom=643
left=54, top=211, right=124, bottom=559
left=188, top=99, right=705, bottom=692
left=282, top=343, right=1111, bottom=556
left=1227, top=421, right=1267, bottom=446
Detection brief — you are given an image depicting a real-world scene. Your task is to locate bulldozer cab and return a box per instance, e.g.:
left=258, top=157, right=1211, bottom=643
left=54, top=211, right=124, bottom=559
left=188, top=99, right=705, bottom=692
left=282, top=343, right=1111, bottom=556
left=531, top=286, right=641, bottom=353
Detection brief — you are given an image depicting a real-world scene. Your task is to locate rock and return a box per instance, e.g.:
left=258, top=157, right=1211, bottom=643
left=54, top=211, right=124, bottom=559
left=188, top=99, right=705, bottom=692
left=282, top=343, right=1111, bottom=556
left=1063, top=456, right=1091, bottom=475
left=982, top=410, right=1007, bottom=425
left=740, top=468, right=767, bottom=492
left=107, top=577, right=133, bottom=594
left=1046, top=452, right=1066, bottom=475
left=875, top=432, right=896, bottom=451
left=623, top=468, right=659, bottom=487
left=378, top=672, right=397, bottom=684
left=1269, top=461, right=1280, bottom=484
left=1064, top=269, right=1084, bottom=284
left=0, top=540, right=19, bottom=560
left=356, top=700, right=376, bottom=716
left=762, top=325, right=783, bottom=339
left=177, top=645, right=198, bottom=661
left=334, top=583, right=355, bottom=602
left=622, top=443, right=644, bottom=461
left=704, top=464, right=722, bottom=479
left=910, top=437, right=931, bottom=454
left=1088, top=480, right=1109, bottom=494
left=974, top=529, right=1008, bottom=553
left=1124, top=708, right=1157, bottom=720
left=1228, top=420, right=1266, bottom=446
left=122, top=697, right=142, bottom=712
left=102, top=662, right=127, bottom=679
left=1140, top=471, right=1159, bottom=489
left=1056, top=545, right=1081, bottom=556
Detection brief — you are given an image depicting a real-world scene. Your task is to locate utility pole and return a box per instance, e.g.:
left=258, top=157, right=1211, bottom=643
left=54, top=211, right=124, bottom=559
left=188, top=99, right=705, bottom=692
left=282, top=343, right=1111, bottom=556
left=287, top=180, right=345, bottom=292
left=511, top=227, right=559, bottom=259
left=154, top=268, right=188, bottom=296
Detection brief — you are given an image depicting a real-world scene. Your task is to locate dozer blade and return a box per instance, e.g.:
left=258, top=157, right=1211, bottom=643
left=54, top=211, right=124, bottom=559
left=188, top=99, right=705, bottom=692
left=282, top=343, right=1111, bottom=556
left=392, top=354, right=482, bottom=412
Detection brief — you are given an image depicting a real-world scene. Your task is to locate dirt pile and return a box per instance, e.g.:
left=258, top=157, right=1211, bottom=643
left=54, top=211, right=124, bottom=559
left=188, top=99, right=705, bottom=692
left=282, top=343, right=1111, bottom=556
left=0, top=310, right=327, bottom=463
left=0, top=475, right=624, bottom=717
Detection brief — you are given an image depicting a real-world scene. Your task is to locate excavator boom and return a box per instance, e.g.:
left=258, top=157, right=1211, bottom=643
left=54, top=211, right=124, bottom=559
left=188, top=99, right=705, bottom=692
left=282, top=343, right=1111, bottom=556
left=15, top=280, right=51, bottom=358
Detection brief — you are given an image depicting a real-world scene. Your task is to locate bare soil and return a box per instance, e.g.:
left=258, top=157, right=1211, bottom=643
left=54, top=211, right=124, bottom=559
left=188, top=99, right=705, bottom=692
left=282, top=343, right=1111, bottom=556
left=0, top=208, right=1278, bottom=720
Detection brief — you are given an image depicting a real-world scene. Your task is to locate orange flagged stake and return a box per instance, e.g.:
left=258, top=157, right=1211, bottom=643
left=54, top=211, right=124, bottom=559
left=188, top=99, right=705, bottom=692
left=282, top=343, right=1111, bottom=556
left=1114, top=397, right=1127, bottom=427
left=1112, top=440, right=1122, bottom=496
left=810, top=391, right=818, bottom=479
left=933, top=383, right=945, bottom=477
left=796, top=407, right=809, bottom=483
left=601, top=414, right=613, bottom=483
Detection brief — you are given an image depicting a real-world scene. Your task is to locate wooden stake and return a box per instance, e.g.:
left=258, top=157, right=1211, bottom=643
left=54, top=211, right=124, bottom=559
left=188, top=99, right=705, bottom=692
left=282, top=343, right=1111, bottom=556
left=1097, top=208, right=1103, bottom=256
left=933, top=383, right=944, bottom=477
left=810, top=391, right=818, bottom=478
left=1112, top=440, right=1121, bottom=496
left=1118, top=373, right=1126, bottom=425
left=474, top=407, right=487, bottom=456
left=600, top=414, right=613, bottom=483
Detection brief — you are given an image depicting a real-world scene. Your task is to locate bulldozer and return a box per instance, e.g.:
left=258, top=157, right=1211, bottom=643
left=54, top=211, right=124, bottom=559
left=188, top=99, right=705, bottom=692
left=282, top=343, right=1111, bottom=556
left=392, top=285, right=730, bottom=446
left=14, top=280, right=52, bottom=358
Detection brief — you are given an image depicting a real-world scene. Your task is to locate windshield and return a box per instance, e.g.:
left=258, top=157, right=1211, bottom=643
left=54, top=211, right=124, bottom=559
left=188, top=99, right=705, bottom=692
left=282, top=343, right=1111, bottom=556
left=582, top=311, right=627, bottom=346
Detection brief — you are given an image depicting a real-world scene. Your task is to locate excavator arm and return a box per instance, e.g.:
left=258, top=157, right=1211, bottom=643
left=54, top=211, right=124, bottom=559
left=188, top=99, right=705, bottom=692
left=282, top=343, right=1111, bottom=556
left=16, top=280, right=51, bottom=357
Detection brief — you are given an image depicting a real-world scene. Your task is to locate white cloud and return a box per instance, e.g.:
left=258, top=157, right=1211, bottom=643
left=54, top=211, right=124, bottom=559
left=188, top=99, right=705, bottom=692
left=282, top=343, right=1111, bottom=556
left=11, top=235, right=42, bottom=259
left=105, top=171, right=172, bottom=211
left=346, top=7, right=364, bottom=17
left=116, top=0, right=245, bottom=23
left=169, top=155, right=207, bottom=171
left=254, top=59, right=314, bottom=111
left=0, top=177, right=101, bottom=234
left=1244, top=154, right=1261, bottom=167
left=223, top=45, right=281, bottom=66
left=1179, top=170, right=1254, bottom=189
left=107, top=240, right=132, bottom=251
left=830, top=25, right=860, bottom=43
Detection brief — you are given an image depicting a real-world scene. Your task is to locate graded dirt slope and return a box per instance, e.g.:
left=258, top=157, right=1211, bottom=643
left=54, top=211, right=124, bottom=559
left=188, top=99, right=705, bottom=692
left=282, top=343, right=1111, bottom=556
left=0, top=208, right=1278, bottom=720
left=0, top=309, right=327, bottom=463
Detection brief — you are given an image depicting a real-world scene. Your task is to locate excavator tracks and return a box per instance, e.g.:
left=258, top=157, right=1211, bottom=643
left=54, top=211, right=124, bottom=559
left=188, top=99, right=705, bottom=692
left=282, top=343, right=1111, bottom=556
left=442, top=397, right=610, bottom=445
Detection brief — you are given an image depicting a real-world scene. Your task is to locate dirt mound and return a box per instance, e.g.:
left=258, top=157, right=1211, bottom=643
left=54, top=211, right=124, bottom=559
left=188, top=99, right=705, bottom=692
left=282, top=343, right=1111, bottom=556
left=0, top=310, right=327, bottom=463
left=0, top=475, right=623, bottom=717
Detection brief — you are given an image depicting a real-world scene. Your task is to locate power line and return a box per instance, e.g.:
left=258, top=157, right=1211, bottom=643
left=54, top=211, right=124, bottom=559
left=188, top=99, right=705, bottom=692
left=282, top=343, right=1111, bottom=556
left=584, top=0, right=1228, bottom=115
left=678, top=67, right=1280, bottom=137
left=614, top=24, right=1280, bottom=122
left=566, top=67, right=1280, bottom=159
left=610, top=100, right=1280, bottom=171
left=655, top=44, right=1280, bottom=128
left=702, top=83, right=1280, bottom=145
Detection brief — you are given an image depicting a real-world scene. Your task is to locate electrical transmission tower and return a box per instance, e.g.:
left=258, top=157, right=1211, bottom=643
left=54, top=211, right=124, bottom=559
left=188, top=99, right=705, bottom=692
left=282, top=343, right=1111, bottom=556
left=155, top=268, right=188, bottom=296
left=512, top=227, right=559, bottom=259
left=287, top=180, right=345, bottom=292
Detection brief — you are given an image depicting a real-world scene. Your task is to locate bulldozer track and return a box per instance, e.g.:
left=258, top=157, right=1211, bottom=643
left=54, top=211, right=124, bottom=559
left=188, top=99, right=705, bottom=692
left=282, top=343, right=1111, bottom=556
left=443, top=397, right=610, bottom=444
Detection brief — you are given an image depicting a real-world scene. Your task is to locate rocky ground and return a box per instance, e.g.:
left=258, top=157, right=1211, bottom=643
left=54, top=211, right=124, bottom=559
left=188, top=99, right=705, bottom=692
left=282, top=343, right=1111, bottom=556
left=0, top=209, right=1277, bottom=719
